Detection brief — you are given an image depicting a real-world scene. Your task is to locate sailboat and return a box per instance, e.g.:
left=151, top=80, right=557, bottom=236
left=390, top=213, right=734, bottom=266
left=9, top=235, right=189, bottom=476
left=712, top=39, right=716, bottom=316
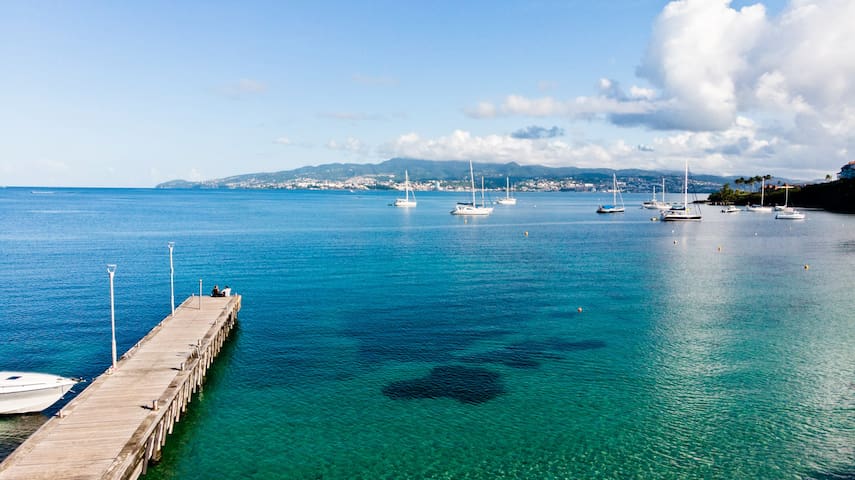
left=774, top=185, right=790, bottom=211
left=661, top=160, right=702, bottom=221
left=393, top=170, right=417, bottom=207
left=775, top=186, right=805, bottom=219
left=746, top=178, right=772, bottom=212
left=775, top=208, right=805, bottom=220
left=597, top=173, right=625, bottom=213
left=642, top=178, right=671, bottom=210
left=451, top=160, right=494, bottom=216
left=496, top=176, right=517, bottom=205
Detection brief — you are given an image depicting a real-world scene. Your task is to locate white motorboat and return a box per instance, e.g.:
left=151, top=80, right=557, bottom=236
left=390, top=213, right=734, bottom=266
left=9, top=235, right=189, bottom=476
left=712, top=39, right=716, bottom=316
left=661, top=160, right=702, bottom=221
left=0, top=371, right=78, bottom=414
left=721, top=205, right=740, bottom=213
left=451, top=161, right=493, bottom=216
left=393, top=170, right=417, bottom=207
left=597, top=173, right=625, bottom=213
left=496, top=176, right=517, bottom=205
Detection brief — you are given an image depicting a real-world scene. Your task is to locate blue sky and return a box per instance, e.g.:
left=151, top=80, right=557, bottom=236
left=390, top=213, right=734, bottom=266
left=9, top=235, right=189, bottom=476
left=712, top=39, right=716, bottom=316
left=3, top=0, right=852, bottom=187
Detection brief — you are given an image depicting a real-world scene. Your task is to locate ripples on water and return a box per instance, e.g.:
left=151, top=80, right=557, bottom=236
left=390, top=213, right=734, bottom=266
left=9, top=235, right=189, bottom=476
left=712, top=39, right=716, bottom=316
left=1, top=188, right=854, bottom=479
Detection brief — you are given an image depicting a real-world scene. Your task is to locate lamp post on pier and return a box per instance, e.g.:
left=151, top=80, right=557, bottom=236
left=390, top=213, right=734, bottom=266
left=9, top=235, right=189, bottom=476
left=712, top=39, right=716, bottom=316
left=107, top=264, right=117, bottom=370
left=168, top=242, right=175, bottom=317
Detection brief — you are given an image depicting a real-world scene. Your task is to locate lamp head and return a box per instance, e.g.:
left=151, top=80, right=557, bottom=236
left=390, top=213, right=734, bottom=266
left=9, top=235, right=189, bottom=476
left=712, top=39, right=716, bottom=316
left=106, top=264, right=117, bottom=274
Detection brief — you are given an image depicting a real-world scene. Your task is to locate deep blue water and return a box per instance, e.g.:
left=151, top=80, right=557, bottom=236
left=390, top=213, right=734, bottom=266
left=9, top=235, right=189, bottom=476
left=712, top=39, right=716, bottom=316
left=1, top=187, right=854, bottom=479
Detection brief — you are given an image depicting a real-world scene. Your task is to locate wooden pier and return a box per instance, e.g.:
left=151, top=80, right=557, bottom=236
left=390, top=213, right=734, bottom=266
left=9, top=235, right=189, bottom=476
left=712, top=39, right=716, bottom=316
left=0, top=295, right=241, bottom=480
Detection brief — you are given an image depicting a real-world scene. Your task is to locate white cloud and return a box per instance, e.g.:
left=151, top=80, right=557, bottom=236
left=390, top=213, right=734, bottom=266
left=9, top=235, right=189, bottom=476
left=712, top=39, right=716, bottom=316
left=380, top=130, right=637, bottom=169
left=632, top=0, right=767, bottom=130
left=629, top=0, right=855, bottom=143
left=377, top=116, right=845, bottom=180
left=327, top=137, right=368, bottom=155
left=629, top=86, right=656, bottom=100
left=466, top=93, right=655, bottom=119
left=460, top=0, right=855, bottom=178
left=274, top=137, right=291, bottom=145
left=465, top=101, right=499, bottom=118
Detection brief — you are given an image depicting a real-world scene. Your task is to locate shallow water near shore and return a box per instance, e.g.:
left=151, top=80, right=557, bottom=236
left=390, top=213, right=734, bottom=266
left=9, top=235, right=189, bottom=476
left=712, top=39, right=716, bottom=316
left=1, top=188, right=854, bottom=478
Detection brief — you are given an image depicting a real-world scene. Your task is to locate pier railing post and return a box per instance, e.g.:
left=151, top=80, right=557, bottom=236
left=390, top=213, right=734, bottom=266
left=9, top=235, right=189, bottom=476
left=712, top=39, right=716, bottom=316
left=107, top=264, right=118, bottom=370
left=168, top=242, right=175, bottom=317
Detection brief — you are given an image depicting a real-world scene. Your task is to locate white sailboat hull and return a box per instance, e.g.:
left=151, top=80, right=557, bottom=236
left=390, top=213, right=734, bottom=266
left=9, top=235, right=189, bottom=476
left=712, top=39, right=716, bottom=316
left=451, top=204, right=494, bottom=215
left=394, top=199, right=417, bottom=207
left=746, top=205, right=773, bottom=212
left=642, top=201, right=671, bottom=210
left=775, top=209, right=805, bottom=220
left=662, top=210, right=702, bottom=221
left=0, top=372, right=77, bottom=414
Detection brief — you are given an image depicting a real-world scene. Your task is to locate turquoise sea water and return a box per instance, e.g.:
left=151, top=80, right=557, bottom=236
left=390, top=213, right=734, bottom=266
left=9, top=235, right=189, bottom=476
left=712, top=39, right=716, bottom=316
left=1, top=187, right=854, bottom=479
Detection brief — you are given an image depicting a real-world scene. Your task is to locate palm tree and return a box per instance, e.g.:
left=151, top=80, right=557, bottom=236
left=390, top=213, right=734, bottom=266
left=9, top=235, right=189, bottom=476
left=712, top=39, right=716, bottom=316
left=735, top=177, right=744, bottom=191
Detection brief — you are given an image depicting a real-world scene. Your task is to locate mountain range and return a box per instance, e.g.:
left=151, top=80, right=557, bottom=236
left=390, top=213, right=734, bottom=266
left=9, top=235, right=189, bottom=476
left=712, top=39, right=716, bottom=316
left=155, top=158, right=771, bottom=191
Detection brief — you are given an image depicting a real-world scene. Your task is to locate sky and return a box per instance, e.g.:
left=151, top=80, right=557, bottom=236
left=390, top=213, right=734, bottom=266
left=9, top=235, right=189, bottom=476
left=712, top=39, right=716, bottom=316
left=2, top=0, right=853, bottom=187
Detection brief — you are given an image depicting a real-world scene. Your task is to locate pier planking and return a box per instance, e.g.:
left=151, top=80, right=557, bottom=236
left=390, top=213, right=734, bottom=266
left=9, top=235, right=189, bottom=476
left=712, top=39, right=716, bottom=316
left=0, top=295, right=241, bottom=480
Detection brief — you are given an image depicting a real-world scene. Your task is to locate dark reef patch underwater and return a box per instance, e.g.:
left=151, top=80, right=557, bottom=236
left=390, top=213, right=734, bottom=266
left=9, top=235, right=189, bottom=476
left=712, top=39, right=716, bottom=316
left=382, top=365, right=505, bottom=404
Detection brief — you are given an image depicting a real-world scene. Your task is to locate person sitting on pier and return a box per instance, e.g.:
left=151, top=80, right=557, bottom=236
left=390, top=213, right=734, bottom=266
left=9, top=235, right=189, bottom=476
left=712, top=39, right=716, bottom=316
left=221, top=285, right=231, bottom=297
left=211, top=285, right=221, bottom=297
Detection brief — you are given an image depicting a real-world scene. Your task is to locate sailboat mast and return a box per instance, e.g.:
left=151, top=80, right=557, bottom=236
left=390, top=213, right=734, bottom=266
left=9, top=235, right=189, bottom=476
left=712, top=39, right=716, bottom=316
left=683, top=160, right=689, bottom=209
left=469, top=160, right=476, bottom=205
left=506, top=176, right=510, bottom=199
left=613, top=173, right=617, bottom=204
left=404, top=170, right=410, bottom=202
left=481, top=176, right=485, bottom=207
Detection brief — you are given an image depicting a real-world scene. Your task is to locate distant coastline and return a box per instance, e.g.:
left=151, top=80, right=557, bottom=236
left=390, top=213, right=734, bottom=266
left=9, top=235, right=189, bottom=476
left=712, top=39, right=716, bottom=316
left=155, top=158, right=761, bottom=194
